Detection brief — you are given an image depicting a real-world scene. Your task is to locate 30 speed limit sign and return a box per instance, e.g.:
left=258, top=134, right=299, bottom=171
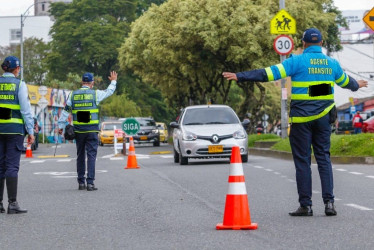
left=273, top=35, right=294, bottom=55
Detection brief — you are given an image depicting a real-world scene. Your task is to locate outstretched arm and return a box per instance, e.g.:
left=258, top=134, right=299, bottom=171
left=95, top=71, right=118, bottom=105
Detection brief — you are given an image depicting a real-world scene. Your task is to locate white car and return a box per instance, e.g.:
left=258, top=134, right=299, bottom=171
left=170, top=105, right=249, bottom=165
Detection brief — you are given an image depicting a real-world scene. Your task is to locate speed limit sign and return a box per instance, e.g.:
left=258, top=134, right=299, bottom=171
left=273, top=35, right=294, bottom=55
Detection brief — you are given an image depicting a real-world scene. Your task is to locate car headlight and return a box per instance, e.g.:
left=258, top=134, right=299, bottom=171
left=233, top=130, right=246, bottom=139
left=152, top=129, right=159, bottom=134
left=182, top=131, right=197, bottom=141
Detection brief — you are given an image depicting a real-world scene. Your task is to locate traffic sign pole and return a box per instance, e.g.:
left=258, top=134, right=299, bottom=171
left=280, top=0, right=288, bottom=138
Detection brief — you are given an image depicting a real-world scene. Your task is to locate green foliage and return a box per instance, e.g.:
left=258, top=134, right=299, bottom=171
left=44, top=73, right=82, bottom=90
left=271, top=134, right=374, bottom=156
left=47, top=0, right=137, bottom=80
left=120, top=0, right=338, bottom=118
left=100, top=93, right=141, bottom=118
left=248, top=133, right=281, bottom=147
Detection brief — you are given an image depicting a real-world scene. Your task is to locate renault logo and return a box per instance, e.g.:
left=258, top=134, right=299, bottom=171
left=212, top=134, right=219, bottom=143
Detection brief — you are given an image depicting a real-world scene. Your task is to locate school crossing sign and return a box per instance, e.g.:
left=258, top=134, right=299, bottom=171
left=270, top=9, right=296, bottom=34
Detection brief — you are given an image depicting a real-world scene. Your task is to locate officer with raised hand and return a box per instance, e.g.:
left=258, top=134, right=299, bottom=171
left=223, top=28, right=368, bottom=216
left=0, top=56, right=34, bottom=214
left=58, top=72, right=117, bottom=191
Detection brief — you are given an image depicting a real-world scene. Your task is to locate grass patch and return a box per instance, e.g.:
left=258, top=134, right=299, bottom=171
left=248, top=134, right=281, bottom=147
left=271, top=133, right=374, bottom=157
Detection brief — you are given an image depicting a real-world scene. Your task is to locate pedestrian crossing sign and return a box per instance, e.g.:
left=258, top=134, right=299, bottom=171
left=270, top=9, right=296, bottom=34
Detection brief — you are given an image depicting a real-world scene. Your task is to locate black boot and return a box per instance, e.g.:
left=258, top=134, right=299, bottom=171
left=325, top=201, right=337, bottom=216
left=289, top=206, right=313, bottom=216
left=0, top=178, right=5, bottom=213
left=6, top=177, right=27, bottom=214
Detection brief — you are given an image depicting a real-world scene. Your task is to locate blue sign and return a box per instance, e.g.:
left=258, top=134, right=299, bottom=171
left=350, top=106, right=356, bottom=114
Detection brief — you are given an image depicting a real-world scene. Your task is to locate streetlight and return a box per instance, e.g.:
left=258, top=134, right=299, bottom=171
left=20, top=1, right=47, bottom=80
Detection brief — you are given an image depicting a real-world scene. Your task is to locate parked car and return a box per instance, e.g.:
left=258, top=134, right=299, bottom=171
left=156, top=122, right=168, bottom=143
left=99, top=121, right=123, bottom=146
left=363, top=116, right=374, bottom=133
left=335, top=120, right=354, bottom=134
left=170, top=105, right=248, bottom=165
left=119, top=117, right=160, bottom=146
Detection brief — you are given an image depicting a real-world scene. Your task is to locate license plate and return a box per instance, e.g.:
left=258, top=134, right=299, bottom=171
left=140, top=136, right=148, bottom=140
left=208, top=145, right=223, bottom=153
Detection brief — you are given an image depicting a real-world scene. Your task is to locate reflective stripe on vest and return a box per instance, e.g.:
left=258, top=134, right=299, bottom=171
left=291, top=81, right=334, bottom=101
left=0, top=76, right=24, bottom=134
left=71, top=88, right=99, bottom=132
left=289, top=103, right=335, bottom=123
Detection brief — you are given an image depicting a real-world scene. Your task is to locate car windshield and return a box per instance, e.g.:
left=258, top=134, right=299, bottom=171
left=103, top=123, right=121, bottom=130
left=182, top=107, right=239, bottom=125
left=138, top=119, right=156, bottom=127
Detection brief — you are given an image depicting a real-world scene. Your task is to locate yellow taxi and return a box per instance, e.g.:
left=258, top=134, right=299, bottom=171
left=156, top=122, right=168, bottom=143
left=99, top=121, right=123, bottom=146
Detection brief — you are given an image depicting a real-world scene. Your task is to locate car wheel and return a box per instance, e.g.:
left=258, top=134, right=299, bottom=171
left=241, top=154, right=248, bottom=163
left=174, top=148, right=179, bottom=163
left=153, top=141, right=160, bottom=147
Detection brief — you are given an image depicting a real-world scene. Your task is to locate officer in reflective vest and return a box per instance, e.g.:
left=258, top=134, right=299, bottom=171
left=58, top=72, right=117, bottom=191
left=0, top=56, right=34, bottom=214
left=223, top=28, right=368, bottom=216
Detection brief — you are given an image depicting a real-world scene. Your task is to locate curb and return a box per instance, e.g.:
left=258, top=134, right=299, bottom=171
left=249, top=148, right=374, bottom=165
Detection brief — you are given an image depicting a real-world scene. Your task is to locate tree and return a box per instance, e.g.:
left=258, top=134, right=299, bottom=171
left=100, top=93, right=141, bottom=118
left=119, top=0, right=339, bottom=118
left=46, top=0, right=137, bottom=81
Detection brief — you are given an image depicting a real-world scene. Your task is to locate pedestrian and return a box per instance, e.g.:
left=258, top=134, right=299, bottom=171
left=222, top=28, right=368, bottom=216
left=34, top=118, right=41, bottom=149
left=352, top=111, right=363, bottom=134
left=58, top=71, right=117, bottom=191
left=0, top=56, right=34, bottom=214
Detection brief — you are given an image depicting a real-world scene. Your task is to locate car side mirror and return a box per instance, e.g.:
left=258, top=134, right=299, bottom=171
left=170, top=122, right=180, bottom=129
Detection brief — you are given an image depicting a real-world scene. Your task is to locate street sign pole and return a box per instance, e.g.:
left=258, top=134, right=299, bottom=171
left=279, top=0, right=288, bottom=139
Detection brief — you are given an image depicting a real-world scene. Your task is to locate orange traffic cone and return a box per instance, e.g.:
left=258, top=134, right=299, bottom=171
left=25, top=144, right=33, bottom=158
left=216, top=146, right=257, bottom=230
left=125, top=137, right=139, bottom=169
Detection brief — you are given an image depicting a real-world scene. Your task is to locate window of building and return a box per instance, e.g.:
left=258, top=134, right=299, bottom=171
left=10, top=29, right=21, bottom=41
left=42, top=4, right=45, bottom=11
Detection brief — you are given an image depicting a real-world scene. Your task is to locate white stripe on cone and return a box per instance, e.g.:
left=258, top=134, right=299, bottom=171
left=227, top=182, right=247, bottom=195
left=229, top=163, right=244, bottom=176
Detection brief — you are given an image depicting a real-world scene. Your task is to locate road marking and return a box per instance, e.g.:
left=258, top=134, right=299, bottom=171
left=160, top=155, right=173, bottom=159
left=52, top=176, right=76, bottom=178
left=265, top=169, right=273, bottom=172
left=287, top=179, right=295, bottom=182
left=253, top=166, right=263, bottom=169
left=102, top=154, right=114, bottom=158
left=335, top=169, right=347, bottom=172
left=349, top=172, right=363, bottom=175
left=335, top=198, right=342, bottom=201
left=57, top=159, right=72, bottom=162
left=366, top=176, right=374, bottom=179
left=312, top=190, right=320, bottom=194
left=30, top=160, right=45, bottom=164
left=281, top=175, right=287, bottom=178
left=345, top=204, right=373, bottom=211
left=137, top=156, right=150, bottom=159
left=273, top=172, right=280, bottom=175
left=110, top=158, right=124, bottom=161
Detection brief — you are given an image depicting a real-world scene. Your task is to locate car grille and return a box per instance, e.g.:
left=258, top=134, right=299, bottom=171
left=197, top=134, right=233, bottom=143
left=137, top=130, right=151, bottom=135
left=196, top=147, right=232, bottom=155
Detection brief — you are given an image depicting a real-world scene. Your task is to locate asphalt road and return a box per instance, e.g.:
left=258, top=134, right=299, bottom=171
left=0, top=142, right=373, bottom=250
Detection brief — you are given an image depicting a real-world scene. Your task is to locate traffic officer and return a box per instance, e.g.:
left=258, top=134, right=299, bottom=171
left=58, top=71, right=117, bottom=191
left=223, top=28, right=368, bottom=216
left=0, top=56, right=34, bottom=214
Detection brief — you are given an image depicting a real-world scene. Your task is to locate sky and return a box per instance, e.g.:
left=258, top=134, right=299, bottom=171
left=0, top=0, right=373, bottom=16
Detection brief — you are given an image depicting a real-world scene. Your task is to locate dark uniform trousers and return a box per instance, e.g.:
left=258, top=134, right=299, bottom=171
left=0, top=134, right=24, bottom=178
left=289, top=114, right=334, bottom=207
left=75, top=132, right=98, bottom=185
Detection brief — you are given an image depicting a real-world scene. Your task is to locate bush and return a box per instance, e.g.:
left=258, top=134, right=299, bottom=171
left=248, top=134, right=281, bottom=147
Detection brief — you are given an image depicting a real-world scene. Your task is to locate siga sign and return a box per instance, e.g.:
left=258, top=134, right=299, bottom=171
left=273, top=35, right=294, bottom=55
left=122, top=118, right=140, bottom=136
left=270, top=9, right=296, bottom=34
left=363, top=7, right=374, bottom=31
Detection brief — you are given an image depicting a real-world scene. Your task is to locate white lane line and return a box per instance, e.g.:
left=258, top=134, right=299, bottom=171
left=335, top=169, right=347, bottom=172
left=102, top=154, right=114, bottom=159
left=312, top=190, right=320, bottom=194
left=160, top=155, right=173, bottom=159
left=110, top=158, right=124, bottom=161
left=287, top=179, right=295, bottom=182
left=265, top=169, right=273, bottom=172
left=345, top=204, right=373, bottom=211
left=253, top=166, right=263, bottom=169
left=30, top=160, right=45, bottom=164
left=137, top=156, right=150, bottom=159
left=281, top=175, right=287, bottom=178
left=335, top=198, right=342, bottom=201
left=57, top=159, right=72, bottom=162
left=366, top=176, right=374, bottom=179
left=52, top=176, right=77, bottom=178
left=349, top=172, right=363, bottom=175
left=273, top=172, right=280, bottom=175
